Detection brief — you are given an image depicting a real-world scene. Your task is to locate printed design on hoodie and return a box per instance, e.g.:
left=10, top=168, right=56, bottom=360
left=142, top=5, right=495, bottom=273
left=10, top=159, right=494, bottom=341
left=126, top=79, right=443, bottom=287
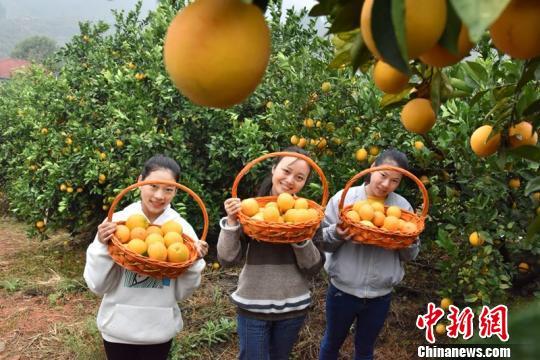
left=123, top=270, right=166, bottom=288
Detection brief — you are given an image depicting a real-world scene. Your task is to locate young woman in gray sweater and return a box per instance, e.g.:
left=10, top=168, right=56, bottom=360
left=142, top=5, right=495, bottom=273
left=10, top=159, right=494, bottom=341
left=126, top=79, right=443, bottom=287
left=217, top=147, right=324, bottom=360
left=317, top=149, right=420, bottom=360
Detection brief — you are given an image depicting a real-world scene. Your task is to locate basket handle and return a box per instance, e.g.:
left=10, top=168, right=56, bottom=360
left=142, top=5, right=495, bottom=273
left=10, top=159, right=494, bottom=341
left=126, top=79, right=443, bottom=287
left=107, top=180, right=209, bottom=242
left=338, top=165, right=429, bottom=219
left=231, top=151, right=329, bottom=207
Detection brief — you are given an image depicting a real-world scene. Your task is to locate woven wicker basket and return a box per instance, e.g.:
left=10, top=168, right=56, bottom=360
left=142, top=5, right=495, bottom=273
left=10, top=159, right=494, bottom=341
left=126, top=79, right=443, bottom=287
left=231, top=151, right=328, bottom=244
left=339, top=165, right=429, bottom=249
left=107, top=179, right=208, bottom=278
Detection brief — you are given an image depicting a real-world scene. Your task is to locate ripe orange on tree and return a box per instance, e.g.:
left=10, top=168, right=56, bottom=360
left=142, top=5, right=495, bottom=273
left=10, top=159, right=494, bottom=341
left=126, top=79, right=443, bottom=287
left=400, top=98, right=436, bottom=134
left=361, top=0, right=447, bottom=59
left=489, top=0, right=540, bottom=60
left=470, top=125, right=501, bottom=157
left=372, top=60, right=409, bottom=94
left=419, top=26, right=474, bottom=67
left=508, top=121, right=538, bottom=148
left=163, top=0, right=271, bottom=108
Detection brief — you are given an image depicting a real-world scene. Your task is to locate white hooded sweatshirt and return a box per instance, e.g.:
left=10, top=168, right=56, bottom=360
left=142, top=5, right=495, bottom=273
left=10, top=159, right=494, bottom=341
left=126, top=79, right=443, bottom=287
left=84, top=201, right=206, bottom=345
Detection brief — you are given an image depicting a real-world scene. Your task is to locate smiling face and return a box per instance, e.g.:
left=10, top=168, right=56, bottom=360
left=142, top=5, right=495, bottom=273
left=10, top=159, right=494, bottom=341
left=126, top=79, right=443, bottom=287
left=365, top=162, right=403, bottom=199
left=138, top=168, right=177, bottom=221
left=270, top=156, right=310, bottom=196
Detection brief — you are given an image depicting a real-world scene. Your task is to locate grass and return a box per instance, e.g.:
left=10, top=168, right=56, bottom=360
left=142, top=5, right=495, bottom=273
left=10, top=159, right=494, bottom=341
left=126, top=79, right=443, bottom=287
left=0, top=217, right=457, bottom=359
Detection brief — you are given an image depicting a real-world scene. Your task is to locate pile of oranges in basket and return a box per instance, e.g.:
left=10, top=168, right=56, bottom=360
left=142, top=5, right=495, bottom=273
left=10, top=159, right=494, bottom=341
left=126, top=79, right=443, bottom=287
left=114, top=214, right=191, bottom=263
left=346, top=200, right=417, bottom=234
left=241, top=193, right=319, bottom=224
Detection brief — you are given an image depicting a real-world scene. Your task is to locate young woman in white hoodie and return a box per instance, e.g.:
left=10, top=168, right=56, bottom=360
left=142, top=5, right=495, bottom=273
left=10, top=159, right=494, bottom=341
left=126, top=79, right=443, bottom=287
left=84, top=154, right=207, bottom=359
left=317, top=149, right=420, bottom=360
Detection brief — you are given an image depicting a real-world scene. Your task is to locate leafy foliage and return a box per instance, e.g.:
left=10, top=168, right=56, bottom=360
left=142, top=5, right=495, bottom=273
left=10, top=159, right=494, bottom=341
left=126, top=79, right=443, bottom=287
left=10, top=35, right=58, bottom=62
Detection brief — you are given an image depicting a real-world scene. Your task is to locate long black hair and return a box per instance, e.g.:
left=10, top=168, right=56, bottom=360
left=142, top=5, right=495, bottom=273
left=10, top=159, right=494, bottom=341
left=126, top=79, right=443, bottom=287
left=365, top=148, right=409, bottom=183
left=257, top=146, right=312, bottom=196
left=141, top=154, right=181, bottom=182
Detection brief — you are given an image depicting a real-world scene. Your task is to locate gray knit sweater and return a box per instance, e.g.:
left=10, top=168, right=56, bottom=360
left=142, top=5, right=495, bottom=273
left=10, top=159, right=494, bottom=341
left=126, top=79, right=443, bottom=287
left=217, top=217, right=324, bottom=320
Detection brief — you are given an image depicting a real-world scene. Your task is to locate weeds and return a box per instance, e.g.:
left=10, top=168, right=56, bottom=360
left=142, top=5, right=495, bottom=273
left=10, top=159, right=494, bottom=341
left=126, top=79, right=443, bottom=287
left=169, top=317, right=236, bottom=359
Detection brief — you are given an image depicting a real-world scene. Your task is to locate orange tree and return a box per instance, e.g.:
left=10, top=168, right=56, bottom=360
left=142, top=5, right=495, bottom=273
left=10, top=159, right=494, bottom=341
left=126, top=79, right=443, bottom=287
left=308, top=0, right=540, bottom=306
left=0, top=0, right=539, bottom=308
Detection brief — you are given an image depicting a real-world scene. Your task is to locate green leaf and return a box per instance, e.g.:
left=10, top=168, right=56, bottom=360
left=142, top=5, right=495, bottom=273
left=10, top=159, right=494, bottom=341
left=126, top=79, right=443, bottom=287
left=449, top=0, right=511, bottom=42
left=438, top=1, right=462, bottom=54
left=507, top=146, right=540, bottom=163
left=524, top=177, right=540, bottom=196
left=462, top=61, right=488, bottom=86
left=516, top=59, right=540, bottom=93
left=527, top=215, right=540, bottom=240
left=370, top=0, right=409, bottom=74
left=524, top=98, right=540, bottom=117
left=329, top=0, right=364, bottom=33
left=308, top=0, right=335, bottom=17
left=351, top=33, right=371, bottom=73
left=391, top=0, right=408, bottom=61
left=379, top=87, right=411, bottom=108
left=464, top=293, right=479, bottom=303
left=252, top=0, right=269, bottom=12
left=328, top=49, right=352, bottom=69
left=430, top=68, right=443, bottom=111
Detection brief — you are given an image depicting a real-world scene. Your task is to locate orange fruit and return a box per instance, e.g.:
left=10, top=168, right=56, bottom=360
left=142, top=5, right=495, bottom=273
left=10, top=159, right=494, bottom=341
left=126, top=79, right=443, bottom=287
left=163, top=0, right=271, bottom=108
left=161, top=220, right=183, bottom=235
left=294, top=198, right=309, bottom=210
left=372, top=211, right=386, bottom=227
left=372, top=60, right=409, bottom=94
left=346, top=210, right=361, bottom=222
left=370, top=201, right=385, bottom=213
left=518, top=262, right=530, bottom=273
left=126, top=214, right=148, bottom=230
left=262, top=206, right=281, bottom=222
left=508, top=121, right=538, bottom=148
left=164, top=231, right=183, bottom=247
left=265, top=201, right=278, bottom=209
left=435, top=323, right=446, bottom=335
left=360, top=220, right=376, bottom=228
left=400, top=98, right=436, bottom=134
left=357, top=203, right=375, bottom=221
left=440, top=297, right=453, bottom=310
left=145, top=233, right=164, bottom=246
left=167, top=242, right=190, bottom=263
left=35, top=220, right=45, bottom=229
left=241, top=198, right=259, bottom=217
left=146, top=225, right=163, bottom=236
left=352, top=200, right=369, bottom=213
left=127, top=239, right=147, bottom=255
left=251, top=212, right=264, bottom=221
left=470, top=125, right=501, bottom=157
left=490, top=0, right=540, bottom=60
left=147, top=242, right=167, bottom=261
left=382, top=216, right=400, bottom=231
left=414, top=141, right=424, bottom=150
left=355, top=148, right=368, bottom=161
left=419, top=26, right=474, bottom=67
left=386, top=206, right=402, bottom=219
left=508, top=178, right=520, bottom=190
left=361, top=0, right=447, bottom=59
left=469, top=231, right=484, bottom=247
left=306, top=208, right=319, bottom=222
left=115, top=224, right=131, bottom=243
left=130, top=227, right=147, bottom=241
left=321, top=81, right=331, bottom=93
left=402, top=222, right=417, bottom=234
left=277, top=193, right=295, bottom=213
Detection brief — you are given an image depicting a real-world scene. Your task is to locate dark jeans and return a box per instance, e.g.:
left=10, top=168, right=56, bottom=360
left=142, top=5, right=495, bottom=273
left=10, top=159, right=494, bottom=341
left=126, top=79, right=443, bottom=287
left=319, top=283, right=392, bottom=360
left=237, top=313, right=307, bottom=360
left=103, top=338, right=172, bottom=360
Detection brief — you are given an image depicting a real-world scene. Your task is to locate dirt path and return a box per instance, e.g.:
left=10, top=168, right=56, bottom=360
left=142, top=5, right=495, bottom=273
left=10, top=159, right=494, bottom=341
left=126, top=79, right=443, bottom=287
left=0, top=218, right=99, bottom=360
